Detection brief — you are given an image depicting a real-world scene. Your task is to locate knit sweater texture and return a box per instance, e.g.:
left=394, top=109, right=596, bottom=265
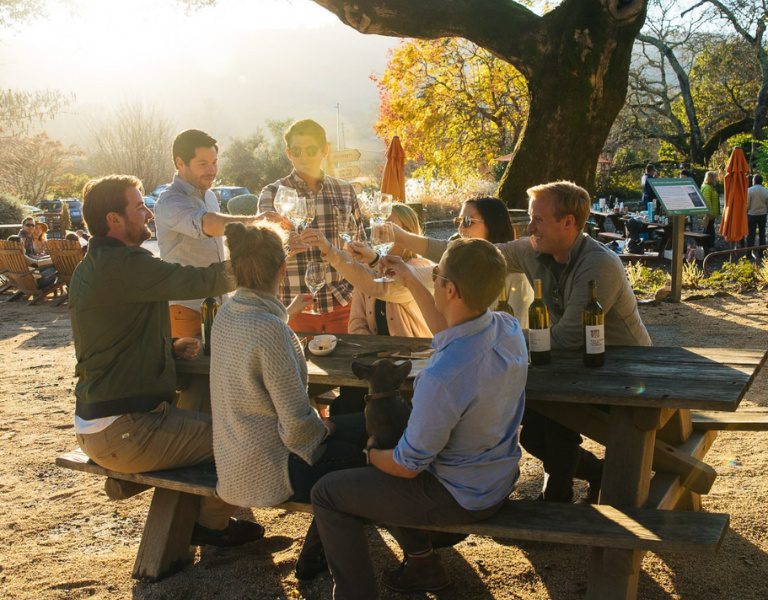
left=210, top=288, right=328, bottom=507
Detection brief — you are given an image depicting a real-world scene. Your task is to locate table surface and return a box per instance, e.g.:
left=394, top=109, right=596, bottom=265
left=177, top=334, right=766, bottom=412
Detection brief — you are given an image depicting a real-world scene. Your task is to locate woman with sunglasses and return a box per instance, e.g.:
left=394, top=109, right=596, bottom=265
left=452, top=198, right=533, bottom=327
left=210, top=222, right=367, bottom=581
left=18, top=218, right=38, bottom=257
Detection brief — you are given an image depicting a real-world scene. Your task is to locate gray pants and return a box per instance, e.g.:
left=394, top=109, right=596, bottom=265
left=311, top=467, right=507, bottom=600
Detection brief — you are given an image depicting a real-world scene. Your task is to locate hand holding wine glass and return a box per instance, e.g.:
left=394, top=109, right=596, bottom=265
left=300, top=228, right=331, bottom=255
left=304, top=261, right=327, bottom=314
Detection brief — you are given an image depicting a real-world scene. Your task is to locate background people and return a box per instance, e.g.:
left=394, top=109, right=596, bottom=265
left=700, top=171, right=720, bottom=254
left=746, top=174, right=768, bottom=258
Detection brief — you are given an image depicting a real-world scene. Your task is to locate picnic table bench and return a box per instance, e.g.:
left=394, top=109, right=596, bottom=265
left=56, top=336, right=767, bottom=599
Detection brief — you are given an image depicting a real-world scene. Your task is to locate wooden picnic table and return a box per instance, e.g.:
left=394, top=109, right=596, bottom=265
left=176, top=334, right=766, bottom=600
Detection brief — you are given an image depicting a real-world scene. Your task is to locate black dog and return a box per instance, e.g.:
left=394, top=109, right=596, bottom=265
left=351, top=359, right=412, bottom=449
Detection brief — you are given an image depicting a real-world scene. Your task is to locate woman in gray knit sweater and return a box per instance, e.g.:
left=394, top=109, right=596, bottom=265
left=210, top=222, right=366, bottom=579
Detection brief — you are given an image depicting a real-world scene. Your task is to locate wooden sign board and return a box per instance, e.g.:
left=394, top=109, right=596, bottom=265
left=329, top=149, right=361, bottom=164
left=334, top=165, right=361, bottom=179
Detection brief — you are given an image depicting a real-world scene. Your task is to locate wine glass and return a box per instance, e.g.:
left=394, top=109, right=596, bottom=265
left=300, top=196, right=316, bottom=231
left=288, top=196, right=307, bottom=232
left=370, top=219, right=395, bottom=283
left=337, top=211, right=358, bottom=245
left=274, top=185, right=297, bottom=218
left=373, top=192, right=393, bottom=221
left=305, top=261, right=327, bottom=314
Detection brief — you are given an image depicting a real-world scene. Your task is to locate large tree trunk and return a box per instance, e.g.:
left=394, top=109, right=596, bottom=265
left=312, top=0, right=647, bottom=208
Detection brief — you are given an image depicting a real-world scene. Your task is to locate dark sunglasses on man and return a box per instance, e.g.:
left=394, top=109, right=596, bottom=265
left=453, top=215, right=484, bottom=229
left=23, top=222, right=35, bottom=228
left=431, top=265, right=462, bottom=297
left=289, top=145, right=320, bottom=158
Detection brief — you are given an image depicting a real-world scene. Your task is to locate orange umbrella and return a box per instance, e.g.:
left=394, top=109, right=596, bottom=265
left=720, top=147, right=749, bottom=243
left=381, top=136, right=406, bottom=202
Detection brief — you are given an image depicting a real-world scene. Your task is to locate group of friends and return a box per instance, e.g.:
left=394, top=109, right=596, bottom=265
left=68, top=120, right=651, bottom=600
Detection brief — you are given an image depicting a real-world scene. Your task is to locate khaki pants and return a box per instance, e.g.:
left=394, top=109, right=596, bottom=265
left=169, top=305, right=202, bottom=338
left=76, top=402, right=233, bottom=529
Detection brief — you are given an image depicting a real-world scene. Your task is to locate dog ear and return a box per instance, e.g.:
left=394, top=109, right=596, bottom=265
left=351, top=361, right=373, bottom=380
left=393, top=360, right=412, bottom=386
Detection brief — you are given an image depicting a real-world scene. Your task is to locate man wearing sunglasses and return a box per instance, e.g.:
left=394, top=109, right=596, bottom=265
left=311, top=238, right=527, bottom=597
left=390, top=181, right=651, bottom=504
left=155, top=129, right=278, bottom=338
left=258, top=119, right=365, bottom=334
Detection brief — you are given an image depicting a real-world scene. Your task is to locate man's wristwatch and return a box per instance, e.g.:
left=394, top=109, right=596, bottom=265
left=362, top=447, right=371, bottom=465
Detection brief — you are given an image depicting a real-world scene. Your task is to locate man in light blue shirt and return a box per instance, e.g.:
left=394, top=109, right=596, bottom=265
left=155, top=129, right=277, bottom=336
left=311, top=238, right=528, bottom=599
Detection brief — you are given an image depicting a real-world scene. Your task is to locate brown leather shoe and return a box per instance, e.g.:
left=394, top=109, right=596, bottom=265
left=190, top=518, right=265, bottom=547
left=382, top=552, right=450, bottom=593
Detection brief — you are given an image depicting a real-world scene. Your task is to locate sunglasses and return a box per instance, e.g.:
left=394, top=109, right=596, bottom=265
left=431, top=266, right=461, bottom=297
left=288, top=145, right=320, bottom=158
left=453, top=216, right=484, bottom=228
left=23, top=223, right=35, bottom=228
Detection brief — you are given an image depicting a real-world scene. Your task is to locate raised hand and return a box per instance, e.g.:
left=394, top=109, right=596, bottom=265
left=347, top=241, right=377, bottom=264
left=287, top=293, right=315, bottom=318
left=300, top=228, right=331, bottom=255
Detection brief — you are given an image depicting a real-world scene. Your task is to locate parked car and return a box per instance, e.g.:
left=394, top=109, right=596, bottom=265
left=211, top=186, right=250, bottom=213
left=63, top=199, right=83, bottom=228
left=38, top=199, right=62, bottom=213
left=150, top=183, right=170, bottom=198
left=20, top=204, right=42, bottom=218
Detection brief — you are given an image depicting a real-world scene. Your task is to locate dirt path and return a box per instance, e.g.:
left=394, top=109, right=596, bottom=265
left=0, top=293, right=766, bottom=599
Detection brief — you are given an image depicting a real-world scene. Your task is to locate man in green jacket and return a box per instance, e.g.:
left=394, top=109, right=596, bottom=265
left=69, top=174, right=263, bottom=547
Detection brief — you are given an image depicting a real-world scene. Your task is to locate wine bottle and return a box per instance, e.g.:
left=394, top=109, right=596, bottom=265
left=495, top=283, right=514, bottom=315
left=527, top=279, right=551, bottom=365
left=201, top=297, right=219, bottom=356
left=582, top=280, right=605, bottom=367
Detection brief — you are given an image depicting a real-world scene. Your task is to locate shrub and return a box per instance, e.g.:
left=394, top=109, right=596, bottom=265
left=706, top=257, right=757, bottom=292
left=682, top=260, right=705, bottom=289
left=0, top=193, right=25, bottom=224
left=625, top=263, right=668, bottom=295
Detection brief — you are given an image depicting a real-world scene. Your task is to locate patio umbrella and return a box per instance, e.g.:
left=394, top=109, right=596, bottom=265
left=381, top=136, right=406, bottom=202
left=720, top=147, right=749, bottom=244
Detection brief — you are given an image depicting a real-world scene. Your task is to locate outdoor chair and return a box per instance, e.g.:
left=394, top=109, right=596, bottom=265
left=0, top=240, right=61, bottom=305
left=46, top=239, right=84, bottom=305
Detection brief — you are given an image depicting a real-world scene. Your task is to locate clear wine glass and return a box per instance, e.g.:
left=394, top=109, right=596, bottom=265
left=289, top=196, right=307, bottom=232
left=373, top=192, right=393, bottom=221
left=300, top=196, right=316, bottom=231
left=370, top=219, right=395, bottom=283
left=304, top=261, right=327, bottom=314
left=337, top=211, right=358, bottom=245
left=274, top=185, right=297, bottom=218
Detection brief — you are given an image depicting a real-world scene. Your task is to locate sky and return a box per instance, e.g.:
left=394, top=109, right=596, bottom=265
left=0, top=0, right=400, bottom=157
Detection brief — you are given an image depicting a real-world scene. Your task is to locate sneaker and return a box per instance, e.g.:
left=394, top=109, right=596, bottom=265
left=382, top=552, right=450, bottom=593
left=190, top=518, right=265, bottom=548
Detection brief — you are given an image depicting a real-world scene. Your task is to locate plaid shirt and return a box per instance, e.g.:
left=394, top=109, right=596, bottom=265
left=258, top=171, right=366, bottom=313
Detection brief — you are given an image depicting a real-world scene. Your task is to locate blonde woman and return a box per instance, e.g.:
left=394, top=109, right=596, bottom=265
left=301, top=203, right=433, bottom=338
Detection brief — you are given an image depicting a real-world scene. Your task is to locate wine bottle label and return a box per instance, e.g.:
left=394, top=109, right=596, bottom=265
left=585, top=325, right=605, bottom=354
left=529, top=328, right=551, bottom=352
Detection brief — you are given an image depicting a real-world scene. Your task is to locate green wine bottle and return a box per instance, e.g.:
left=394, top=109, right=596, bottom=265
left=201, top=297, right=219, bottom=356
left=495, top=283, right=514, bottom=315
left=582, top=280, right=605, bottom=367
left=527, top=279, right=551, bottom=365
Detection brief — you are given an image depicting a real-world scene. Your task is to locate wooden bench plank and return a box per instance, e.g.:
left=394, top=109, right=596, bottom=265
left=58, top=450, right=729, bottom=555
left=691, top=409, right=768, bottom=431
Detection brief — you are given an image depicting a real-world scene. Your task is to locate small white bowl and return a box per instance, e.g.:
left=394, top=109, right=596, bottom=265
left=308, top=335, right=338, bottom=356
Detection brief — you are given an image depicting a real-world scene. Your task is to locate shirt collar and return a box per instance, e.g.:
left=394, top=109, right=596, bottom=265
left=288, top=169, right=326, bottom=194
left=432, top=310, right=493, bottom=352
left=172, top=173, right=205, bottom=199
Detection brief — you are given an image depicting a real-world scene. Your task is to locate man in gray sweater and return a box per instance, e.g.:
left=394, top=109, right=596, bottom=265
left=389, top=180, right=651, bottom=502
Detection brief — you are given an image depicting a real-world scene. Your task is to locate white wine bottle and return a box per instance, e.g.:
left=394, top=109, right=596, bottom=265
left=496, top=283, right=514, bottom=315
left=582, top=280, right=605, bottom=367
left=527, top=278, right=551, bottom=365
